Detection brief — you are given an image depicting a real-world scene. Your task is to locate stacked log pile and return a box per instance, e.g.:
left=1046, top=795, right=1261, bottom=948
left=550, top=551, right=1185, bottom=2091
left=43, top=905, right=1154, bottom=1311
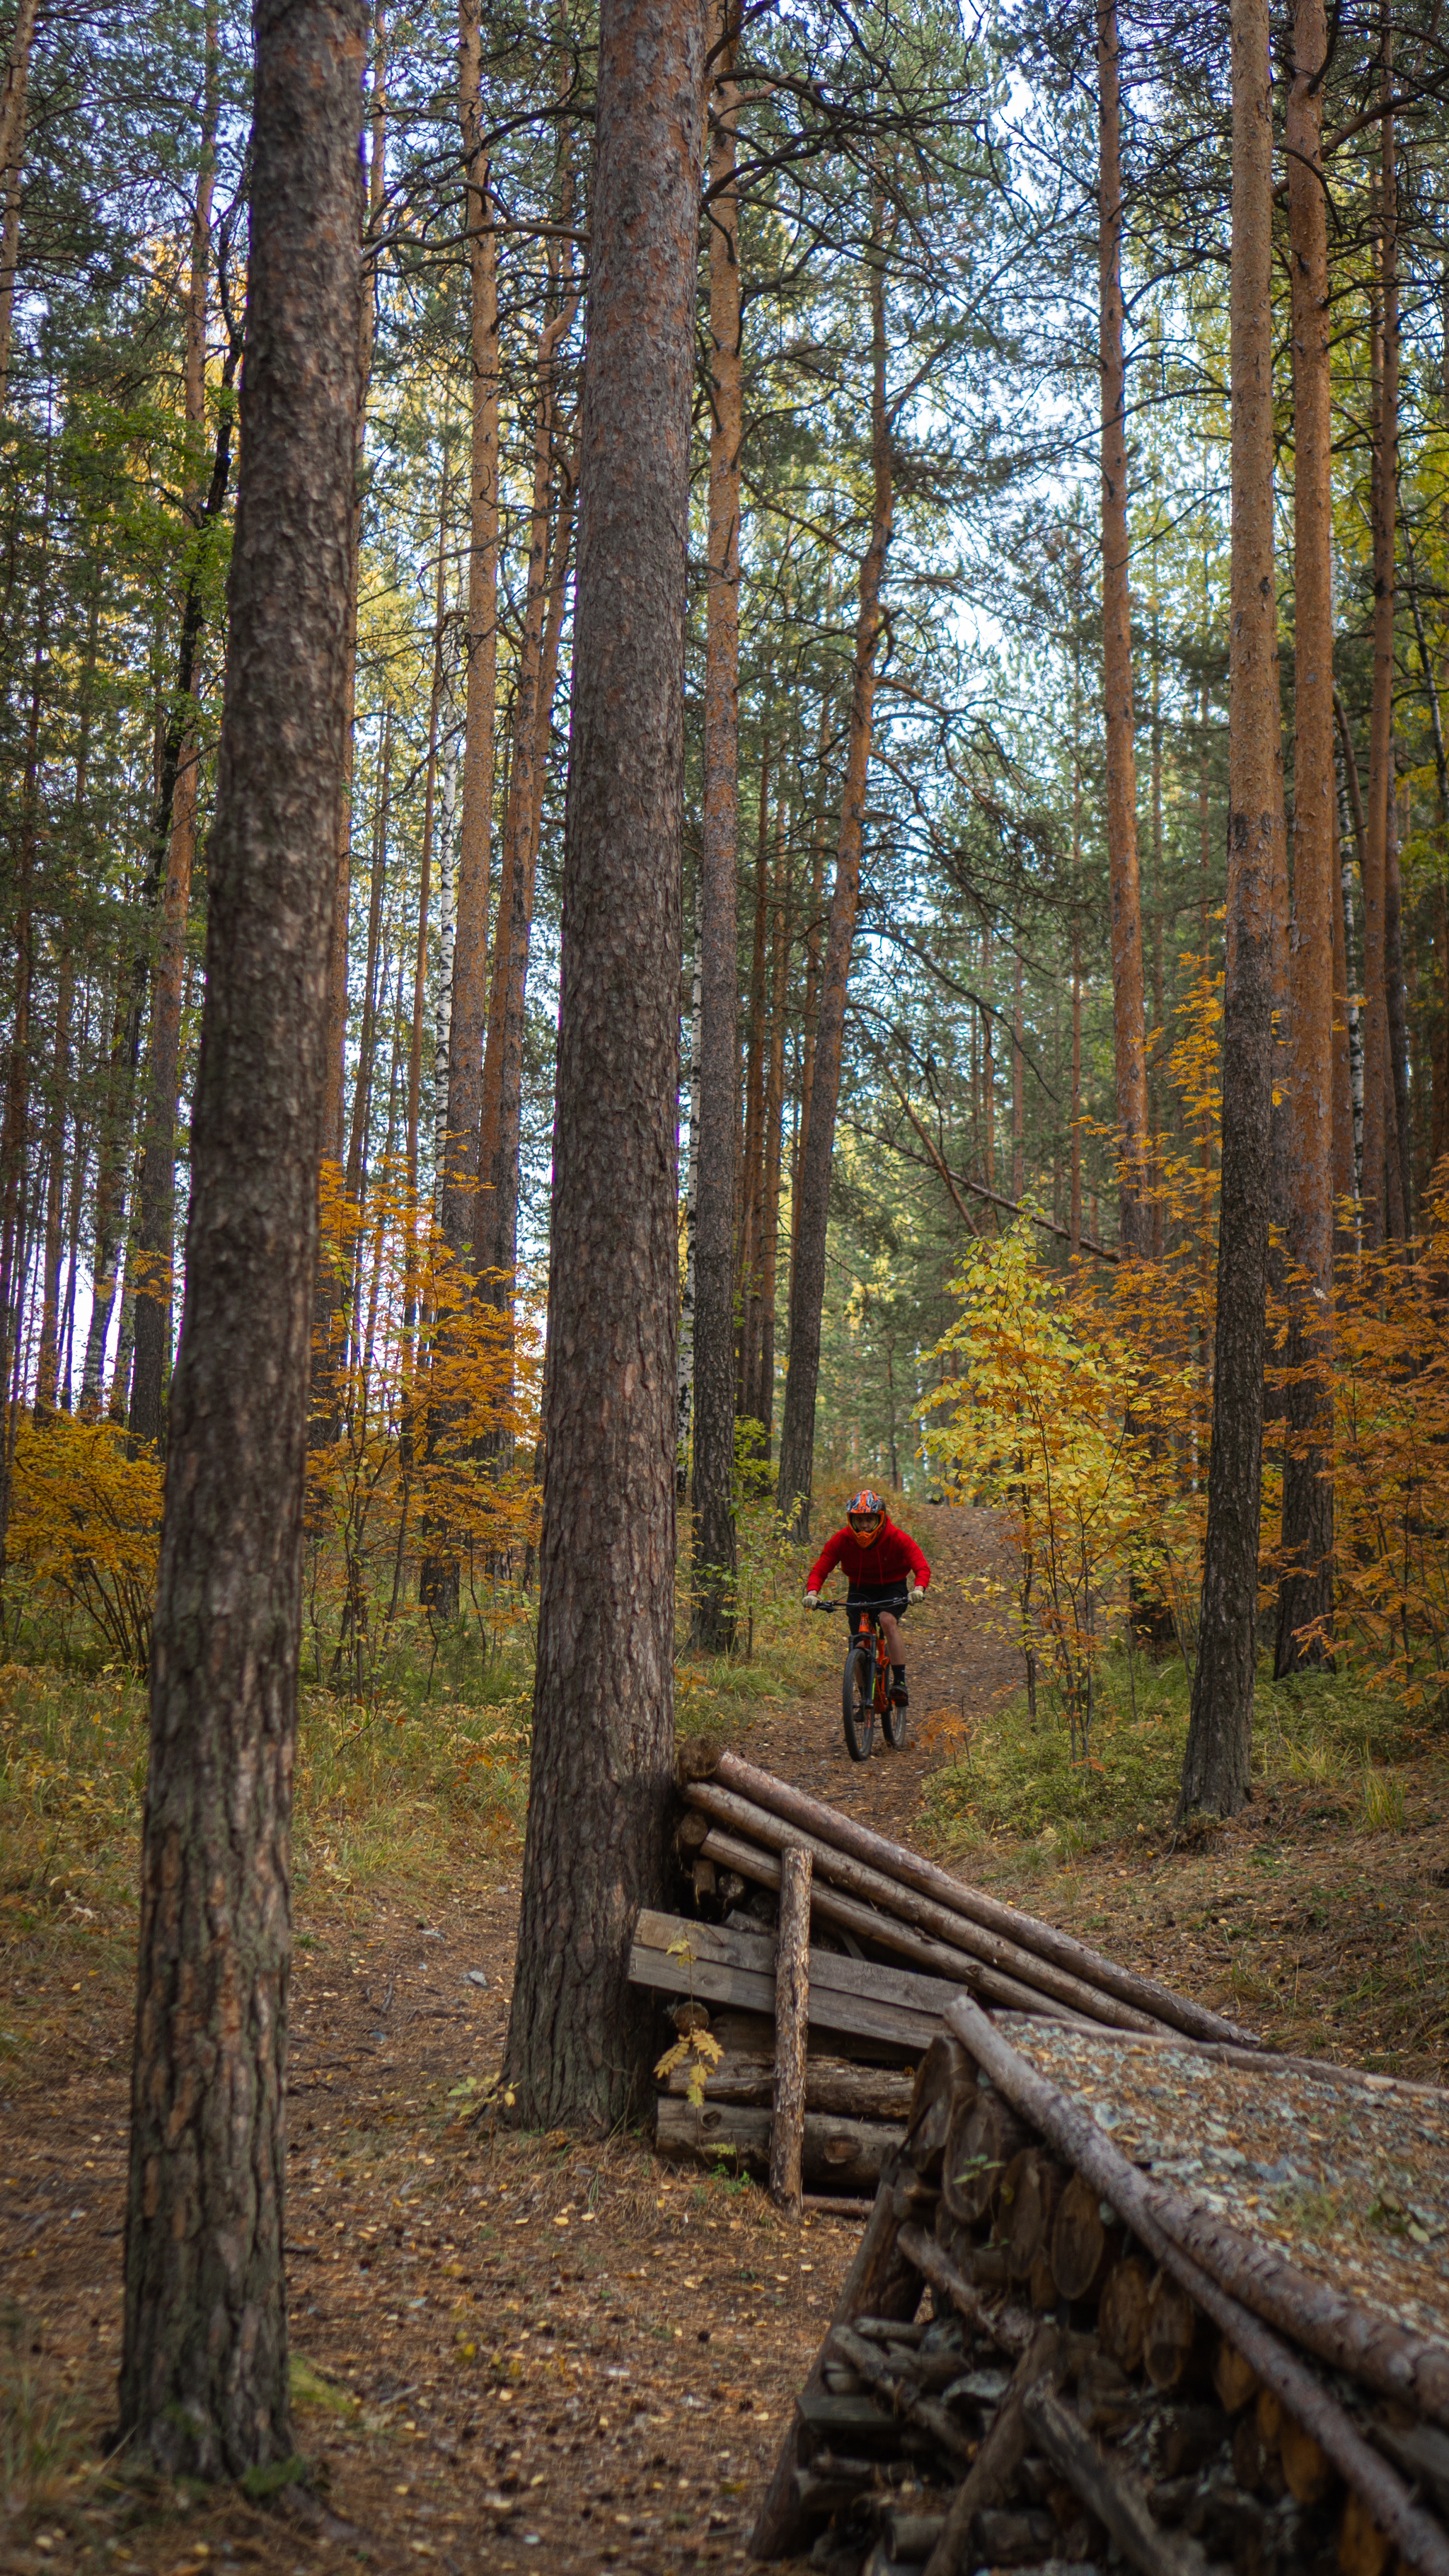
left=630, top=1747, right=1254, bottom=2207
left=754, top=1996, right=1449, bottom=2576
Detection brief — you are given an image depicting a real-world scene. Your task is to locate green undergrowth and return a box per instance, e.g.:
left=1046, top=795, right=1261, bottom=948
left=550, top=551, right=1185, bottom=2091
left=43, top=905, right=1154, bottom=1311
left=0, top=1640, right=536, bottom=1951
left=923, top=1646, right=1438, bottom=1861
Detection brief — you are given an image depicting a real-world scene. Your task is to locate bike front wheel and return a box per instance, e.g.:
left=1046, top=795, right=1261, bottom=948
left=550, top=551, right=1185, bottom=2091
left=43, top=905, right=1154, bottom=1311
left=843, top=1643, right=877, bottom=1761
left=882, top=1689, right=908, bottom=1750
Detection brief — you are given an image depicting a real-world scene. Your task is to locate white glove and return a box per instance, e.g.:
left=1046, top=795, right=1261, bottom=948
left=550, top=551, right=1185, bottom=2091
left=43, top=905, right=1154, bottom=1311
left=906, top=1577, right=920, bottom=1599
left=803, top=1591, right=821, bottom=1611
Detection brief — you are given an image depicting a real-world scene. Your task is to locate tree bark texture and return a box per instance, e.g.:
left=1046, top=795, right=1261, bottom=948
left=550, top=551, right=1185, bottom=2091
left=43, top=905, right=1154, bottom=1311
left=1181, top=0, right=1282, bottom=1821
left=1098, top=0, right=1150, bottom=1260
left=118, top=0, right=365, bottom=2471
left=132, top=46, right=221, bottom=1451
left=441, top=0, right=499, bottom=1267
left=475, top=262, right=578, bottom=1297
left=502, top=0, right=705, bottom=2129
left=1361, top=72, right=1397, bottom=1247
left=1275, top=0, right=1334, bottom=1677
left=776, top=206, right=891, bottom=1537
left=318, top=6, right=385, bottom=1172
left=0, top=0, right=37, bottom=410
left=770, top=1844, right=811, bottom=2215
left=691, top=0, right=742, bottom=1650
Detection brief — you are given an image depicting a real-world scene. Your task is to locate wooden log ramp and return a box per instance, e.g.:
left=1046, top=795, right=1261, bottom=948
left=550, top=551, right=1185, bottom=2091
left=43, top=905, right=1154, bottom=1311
left=748, top=2018, right=1449, bottom=2576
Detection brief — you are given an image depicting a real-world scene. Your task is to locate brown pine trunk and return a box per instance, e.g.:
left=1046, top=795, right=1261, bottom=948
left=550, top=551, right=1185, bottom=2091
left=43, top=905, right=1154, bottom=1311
left=1335, top=687, right=1368, bottom=1209
left=1330, top=789, right=1356, bottom=1221
left=1180, top=0, right=1283, bottom=1821
left=1275, top=0, right=1335, bottom=1677
left=738, top=740, right=770, bottom=1423
left=118, top=0, right=365, bottom=2470
left=758, top=802, right=790, bottom=1453
left=1361, top=69, right=1397, bottom=1248
left=691, top=0, right=742, bottom=1650
left=1385, top=768, right=1412, bottom=1231
left=441, top=0, right=499, bottom=1265
left=0, top=573, right=41, bottom=1568
left=1098, top=0, right=1150, bottom=1258
left=502, top=0, right=705, bottom=2129
left=1012, top=946, right=1024, bottom=1202
left=319, top=1, right=386, bottom=1173
left=790, top=681, right=831, bottom=1311
left=0, top=0, right=37, bottom=410
left=477, top=251, right=579, bottom=1296
left=478, top=432, right=578, bottom=1309
left=776, top=200, right=891, bottom=1536
left=132, top=30, right=219, bottom=1450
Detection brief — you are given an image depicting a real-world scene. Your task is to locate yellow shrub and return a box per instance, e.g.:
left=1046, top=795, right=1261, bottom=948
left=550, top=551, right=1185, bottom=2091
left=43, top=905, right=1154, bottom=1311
left=8, top=1415, right=162, bottom=1670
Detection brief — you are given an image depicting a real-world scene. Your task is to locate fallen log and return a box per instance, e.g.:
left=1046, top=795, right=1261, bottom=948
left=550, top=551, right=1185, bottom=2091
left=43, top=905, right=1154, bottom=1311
left=695, top=1821, right=1094, bottom=2025
left=944, top=1993, right=1449, bottom=2576
left=829, top=2321, right=977, bottom=2465
left=1022, top=2382, right=1207, bottom=2576
left=661, top=2048, right=916, bottom=2121
left=920, top=2323, right=1063, bottom=2576
left=1051, top=2167, right=1124, bottom=2304
left=683, top=1745, right=1257, bottom=2046
left=901, top=2033, right=974, bottom=2182
left=655, top=2098, right=901, bottom=2194
left=771, top=1845, right=812, bottom=2215
left=750, top=2151, right=923, bottom=2559
left=896, top=2223, right=1034, bottom=2359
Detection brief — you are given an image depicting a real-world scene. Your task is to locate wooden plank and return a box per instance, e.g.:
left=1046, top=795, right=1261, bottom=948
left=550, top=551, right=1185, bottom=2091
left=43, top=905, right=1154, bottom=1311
left=628, top=1932, right=944, bottom=2054
left=633, top=1906, right=969, bottom=2023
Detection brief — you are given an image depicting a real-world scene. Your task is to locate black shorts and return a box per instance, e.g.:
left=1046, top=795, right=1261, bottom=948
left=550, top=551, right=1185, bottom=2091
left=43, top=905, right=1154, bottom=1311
left=846, top=1585, right=907, bottom=1640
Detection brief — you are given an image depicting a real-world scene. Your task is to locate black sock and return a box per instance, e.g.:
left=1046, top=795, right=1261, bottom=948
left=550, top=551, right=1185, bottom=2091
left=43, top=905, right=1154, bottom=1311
left=893, top=1664, right=906, bottom=1682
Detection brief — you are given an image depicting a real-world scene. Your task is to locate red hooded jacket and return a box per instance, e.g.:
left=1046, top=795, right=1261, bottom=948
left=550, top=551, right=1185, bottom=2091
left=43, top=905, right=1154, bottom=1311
left=805, top=1514, right=931, bottom=1597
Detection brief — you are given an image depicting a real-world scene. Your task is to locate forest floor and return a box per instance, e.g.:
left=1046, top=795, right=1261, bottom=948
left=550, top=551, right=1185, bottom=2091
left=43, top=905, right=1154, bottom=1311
left=5, top=1505, right=1449, bottom=2574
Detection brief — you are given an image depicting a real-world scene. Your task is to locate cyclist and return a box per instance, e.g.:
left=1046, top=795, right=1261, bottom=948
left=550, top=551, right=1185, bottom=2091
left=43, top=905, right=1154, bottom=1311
left=802, top=1488, right=931, bottom=1707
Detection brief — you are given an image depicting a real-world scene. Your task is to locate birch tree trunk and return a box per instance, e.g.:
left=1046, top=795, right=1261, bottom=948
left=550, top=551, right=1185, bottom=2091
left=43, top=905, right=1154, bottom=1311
left=118, top=0, right=365, bottom=2469
left=691, top=0, right=742, bottom=1650
left=502, top=0, right=705, bottom=2129
left=1098, top=0, right=1150, bottom=1258
left=1274, top=0, right=1334, bottom=1676
left=1180, top=0, right=1283, bottom=1820
left=441, top=0, right=498, bottom=1266
left=775, top=205, right=891, bottom=1538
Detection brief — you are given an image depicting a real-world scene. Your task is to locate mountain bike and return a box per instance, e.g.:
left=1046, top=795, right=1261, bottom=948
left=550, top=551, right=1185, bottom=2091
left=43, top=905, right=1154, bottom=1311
left=821, top=1597, right=910, bottom=1763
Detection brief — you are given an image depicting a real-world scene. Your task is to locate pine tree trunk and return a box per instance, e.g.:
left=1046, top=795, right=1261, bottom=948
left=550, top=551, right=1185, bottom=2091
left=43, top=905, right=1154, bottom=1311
left=502, top=0, right=705, bottom=2130
left=0, top=573, right=41, bottom=1571
left=0, top=0, right=37, bottom=410
left=1180, top=0, right=1283, bottom=1821
left=776, top=204, right=891, bottom=1537
left=1012, top=945, right=1024, bottom=1202
left=1274, top=0, right=1334, bottom=1677
left=441, top=0, right=499, bottom=1265
left=1361, top=65, right=1397, bottom=1248
left=789, top=682, right=831, bottom=1315
left=1385, top=774, right=1412, bottom=1231
left=691, top=0, right=742, bottom=1651
left=739, top=740, right=770, bottom=1425
left=118, top=0, right=365, bottom=2471
left=476, top=261, right=578, bottom=1298
left=1335, top=689, right=1368, bottom=1212
left=1098, top=0, right=1150, bottom=1258
left=132, top=42, right=219, bottom=1451
left=758, top=804, right=790, bottom=1454
left=676, top=871, right=703, bottom=1483
left=407, top=473, right=451, bottom=1204
left=318, top=4, right=386, bottom=1173
left=35, top=584, right=98, bottom=1415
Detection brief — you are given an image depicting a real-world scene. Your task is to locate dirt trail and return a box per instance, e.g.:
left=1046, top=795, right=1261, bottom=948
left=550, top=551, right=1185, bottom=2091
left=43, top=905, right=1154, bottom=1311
left=739, top=1503, right=1020, bottom=1836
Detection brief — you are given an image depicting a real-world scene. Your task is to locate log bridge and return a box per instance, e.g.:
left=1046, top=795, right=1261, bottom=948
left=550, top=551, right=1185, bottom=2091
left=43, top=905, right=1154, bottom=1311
left=628, top=1747, right=1449, bottom=2575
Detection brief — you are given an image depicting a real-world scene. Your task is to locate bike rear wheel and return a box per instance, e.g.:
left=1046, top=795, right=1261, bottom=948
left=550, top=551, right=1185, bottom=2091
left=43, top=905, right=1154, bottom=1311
left=842, top=1643, right=876, bottom=1761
